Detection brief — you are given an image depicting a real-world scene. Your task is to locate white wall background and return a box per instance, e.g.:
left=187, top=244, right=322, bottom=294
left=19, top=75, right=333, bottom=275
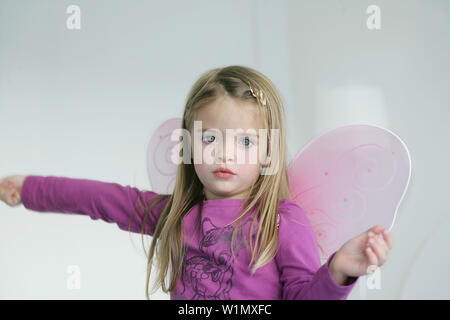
left=0, top=0, right=448, bottom=299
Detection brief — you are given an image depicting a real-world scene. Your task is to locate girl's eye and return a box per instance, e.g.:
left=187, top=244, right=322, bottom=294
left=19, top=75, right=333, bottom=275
left=202, top=135, right=255, bottom=147
left=239, top=137, right=255, bottom=147
left=202, top=135, right=216, bottom=143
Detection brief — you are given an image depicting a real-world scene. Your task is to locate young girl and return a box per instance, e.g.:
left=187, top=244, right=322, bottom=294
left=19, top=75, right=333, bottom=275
left=0, top=65, right=392, bottom=300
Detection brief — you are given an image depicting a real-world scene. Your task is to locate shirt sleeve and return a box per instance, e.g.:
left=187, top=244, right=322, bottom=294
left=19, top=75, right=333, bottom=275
left=275, top=202, right=359, bottom=300
left=20, top=175, right=170, bottom=236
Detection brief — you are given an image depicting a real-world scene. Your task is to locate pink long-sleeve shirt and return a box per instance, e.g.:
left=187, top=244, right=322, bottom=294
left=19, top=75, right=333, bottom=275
left=20, top=175, right=358, bottom=299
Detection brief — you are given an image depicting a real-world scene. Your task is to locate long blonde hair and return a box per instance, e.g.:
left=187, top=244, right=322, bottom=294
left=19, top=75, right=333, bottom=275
left=135, top=65, right=292, bottom=299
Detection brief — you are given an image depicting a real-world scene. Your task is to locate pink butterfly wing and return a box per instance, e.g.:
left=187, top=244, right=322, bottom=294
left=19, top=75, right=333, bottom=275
left=287, top=124, right=411, bottom=259
left=147, top=118, right=182, bottom=194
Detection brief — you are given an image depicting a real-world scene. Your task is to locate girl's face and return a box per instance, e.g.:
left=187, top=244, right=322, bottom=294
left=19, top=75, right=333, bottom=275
left=190, top=95, right=266, bottom=200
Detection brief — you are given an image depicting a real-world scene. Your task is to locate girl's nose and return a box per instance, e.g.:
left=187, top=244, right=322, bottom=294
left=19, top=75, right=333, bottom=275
left=217, top=153, right=234, bottom=164
left=216, top=141, right=234, bottom=164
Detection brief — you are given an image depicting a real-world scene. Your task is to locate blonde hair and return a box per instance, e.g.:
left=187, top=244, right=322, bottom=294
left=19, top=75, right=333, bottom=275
left=134, top=65, right=293, bottom=299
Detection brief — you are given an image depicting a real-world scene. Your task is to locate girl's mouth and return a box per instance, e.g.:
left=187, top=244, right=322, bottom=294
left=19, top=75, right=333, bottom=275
left=213, top=171, right=235, bottom=179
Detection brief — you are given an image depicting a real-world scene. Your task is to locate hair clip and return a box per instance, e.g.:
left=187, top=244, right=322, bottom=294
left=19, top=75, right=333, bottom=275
left=249, top=86, right=267, bottom=106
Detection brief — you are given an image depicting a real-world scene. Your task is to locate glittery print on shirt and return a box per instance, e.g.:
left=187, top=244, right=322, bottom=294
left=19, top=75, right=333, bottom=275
left=177, top=217, right=254, bottom=300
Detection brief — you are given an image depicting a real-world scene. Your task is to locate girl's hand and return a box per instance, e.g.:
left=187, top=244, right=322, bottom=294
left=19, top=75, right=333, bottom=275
left=329, top=225, right=392, bottom=284
left=0, top=175, right=26, bottom=207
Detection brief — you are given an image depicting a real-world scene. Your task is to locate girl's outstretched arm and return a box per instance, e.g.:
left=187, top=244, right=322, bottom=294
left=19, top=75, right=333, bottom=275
left=16, top=175, right=169, bottom=236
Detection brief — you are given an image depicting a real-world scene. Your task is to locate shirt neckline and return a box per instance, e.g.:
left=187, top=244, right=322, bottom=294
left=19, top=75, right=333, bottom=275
left=201, top=197, right=291, bottom=207
left=201, top=198, right=247, bottom=207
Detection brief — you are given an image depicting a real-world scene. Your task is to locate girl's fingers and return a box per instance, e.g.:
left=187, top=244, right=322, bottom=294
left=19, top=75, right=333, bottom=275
left=382, top=229, right=393, bottom=250
left=0, top=177, right=22, bottom=206
left=368, top=237, right=387, bottom=265
left=374, top=235, right=389, bottom=253
left=0, top=185, right=8, bottom=198
left=1, top=181, right=12, bottom=191
left=0, top=186, right=17, bottom=205
left=11, top=194, right=20, bottom=205
left=365, top=246, right=378, bottom=267
left=368, top=225, right=384, bottom=237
